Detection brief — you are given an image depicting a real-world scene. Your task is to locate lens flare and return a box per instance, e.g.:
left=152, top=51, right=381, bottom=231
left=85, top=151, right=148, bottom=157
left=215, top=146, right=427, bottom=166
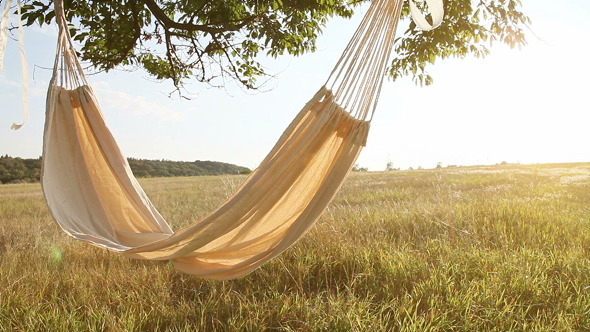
left=51, top=247, right=63, bottom=263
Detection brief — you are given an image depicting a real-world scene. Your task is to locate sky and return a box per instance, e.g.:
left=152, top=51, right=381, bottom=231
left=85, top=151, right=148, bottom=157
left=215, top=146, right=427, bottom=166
left=1, top=0, right=589, bottom=171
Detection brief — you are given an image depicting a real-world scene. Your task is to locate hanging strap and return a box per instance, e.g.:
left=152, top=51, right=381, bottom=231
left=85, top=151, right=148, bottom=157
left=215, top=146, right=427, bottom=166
left=11, top=0, right=29, bottom=130
left=0, top=0, right=29, bottom=130
left=409, top=0, right=444, bottom=31
left=0, top=0, right=13, bottom=70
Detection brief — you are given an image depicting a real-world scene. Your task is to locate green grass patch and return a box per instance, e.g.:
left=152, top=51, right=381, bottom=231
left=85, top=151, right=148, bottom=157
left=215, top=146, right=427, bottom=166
left=1, top=163, right=590, bottom=331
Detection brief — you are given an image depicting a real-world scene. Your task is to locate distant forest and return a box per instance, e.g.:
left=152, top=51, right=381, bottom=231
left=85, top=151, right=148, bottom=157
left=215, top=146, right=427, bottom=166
left=0, top=155, right=251, bottom=184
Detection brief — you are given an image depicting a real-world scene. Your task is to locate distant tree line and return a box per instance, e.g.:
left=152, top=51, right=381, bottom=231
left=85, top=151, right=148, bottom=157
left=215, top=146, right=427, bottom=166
left=0, top=155, right=42, bottom=184
left=0, top=155, right=251, bottom=184
left=126, top=158, right=251, bottom=178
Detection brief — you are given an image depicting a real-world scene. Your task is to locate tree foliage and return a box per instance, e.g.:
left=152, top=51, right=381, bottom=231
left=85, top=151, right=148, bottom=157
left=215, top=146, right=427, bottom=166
left=0, top=155, right=41, bottom=183
left=392, top=0, right=530, bottom=85
left=13, top=0, right=530, bottom=88
left=126, top=158, right=251, bottom=177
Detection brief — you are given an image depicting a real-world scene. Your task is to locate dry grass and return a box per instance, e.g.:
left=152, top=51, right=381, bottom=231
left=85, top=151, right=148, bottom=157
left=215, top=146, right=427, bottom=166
left=1, top=163, right=590, bottom=331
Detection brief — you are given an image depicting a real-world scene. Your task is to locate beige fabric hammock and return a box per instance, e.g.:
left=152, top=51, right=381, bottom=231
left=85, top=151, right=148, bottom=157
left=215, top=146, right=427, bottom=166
left=41, top=0, right=442, bottom=280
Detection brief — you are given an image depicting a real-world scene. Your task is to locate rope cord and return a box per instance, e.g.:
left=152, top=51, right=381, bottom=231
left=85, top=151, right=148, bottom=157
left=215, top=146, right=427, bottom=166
left=325, top=0, right=404, bottom=122
left=52, top=0, right=88, bottom=89
left=326, top=0, right=444, bottom=122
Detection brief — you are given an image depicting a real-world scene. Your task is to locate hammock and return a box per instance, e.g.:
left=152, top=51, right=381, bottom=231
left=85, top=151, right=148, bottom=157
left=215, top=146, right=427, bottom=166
left=11, top=0, right=442, bottom=280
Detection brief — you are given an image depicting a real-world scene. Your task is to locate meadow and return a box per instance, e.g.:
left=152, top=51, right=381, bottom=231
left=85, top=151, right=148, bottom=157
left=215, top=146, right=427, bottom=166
left=1, top=162, right=590, bottom=331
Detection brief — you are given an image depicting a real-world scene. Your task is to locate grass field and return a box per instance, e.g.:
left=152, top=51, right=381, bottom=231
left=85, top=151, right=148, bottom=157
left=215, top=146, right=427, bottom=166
left=1, top=163, right=590, bottom=331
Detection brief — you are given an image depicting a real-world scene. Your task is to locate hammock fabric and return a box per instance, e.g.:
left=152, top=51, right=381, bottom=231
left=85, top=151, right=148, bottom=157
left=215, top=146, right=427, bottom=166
left=40, top=0, right=442, bottom=280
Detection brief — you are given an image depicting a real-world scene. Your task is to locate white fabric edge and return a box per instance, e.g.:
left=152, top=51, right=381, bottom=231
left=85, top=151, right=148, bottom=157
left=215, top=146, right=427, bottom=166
left=409, top=0, right=444, bottom=31
left=10, top=0, right=28, bottom=130
left=0, top=0, right=29, bottom=130
left=0, top=0, right=15, bottom=71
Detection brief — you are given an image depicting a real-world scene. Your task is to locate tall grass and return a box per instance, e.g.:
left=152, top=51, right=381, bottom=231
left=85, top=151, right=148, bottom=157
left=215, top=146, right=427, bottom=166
left=1, top=163, right=590, bottom=331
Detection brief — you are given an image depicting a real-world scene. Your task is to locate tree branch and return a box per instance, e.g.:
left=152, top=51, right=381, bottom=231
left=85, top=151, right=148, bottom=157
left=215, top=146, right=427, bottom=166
left=141, top=0, right=258, bottom=33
